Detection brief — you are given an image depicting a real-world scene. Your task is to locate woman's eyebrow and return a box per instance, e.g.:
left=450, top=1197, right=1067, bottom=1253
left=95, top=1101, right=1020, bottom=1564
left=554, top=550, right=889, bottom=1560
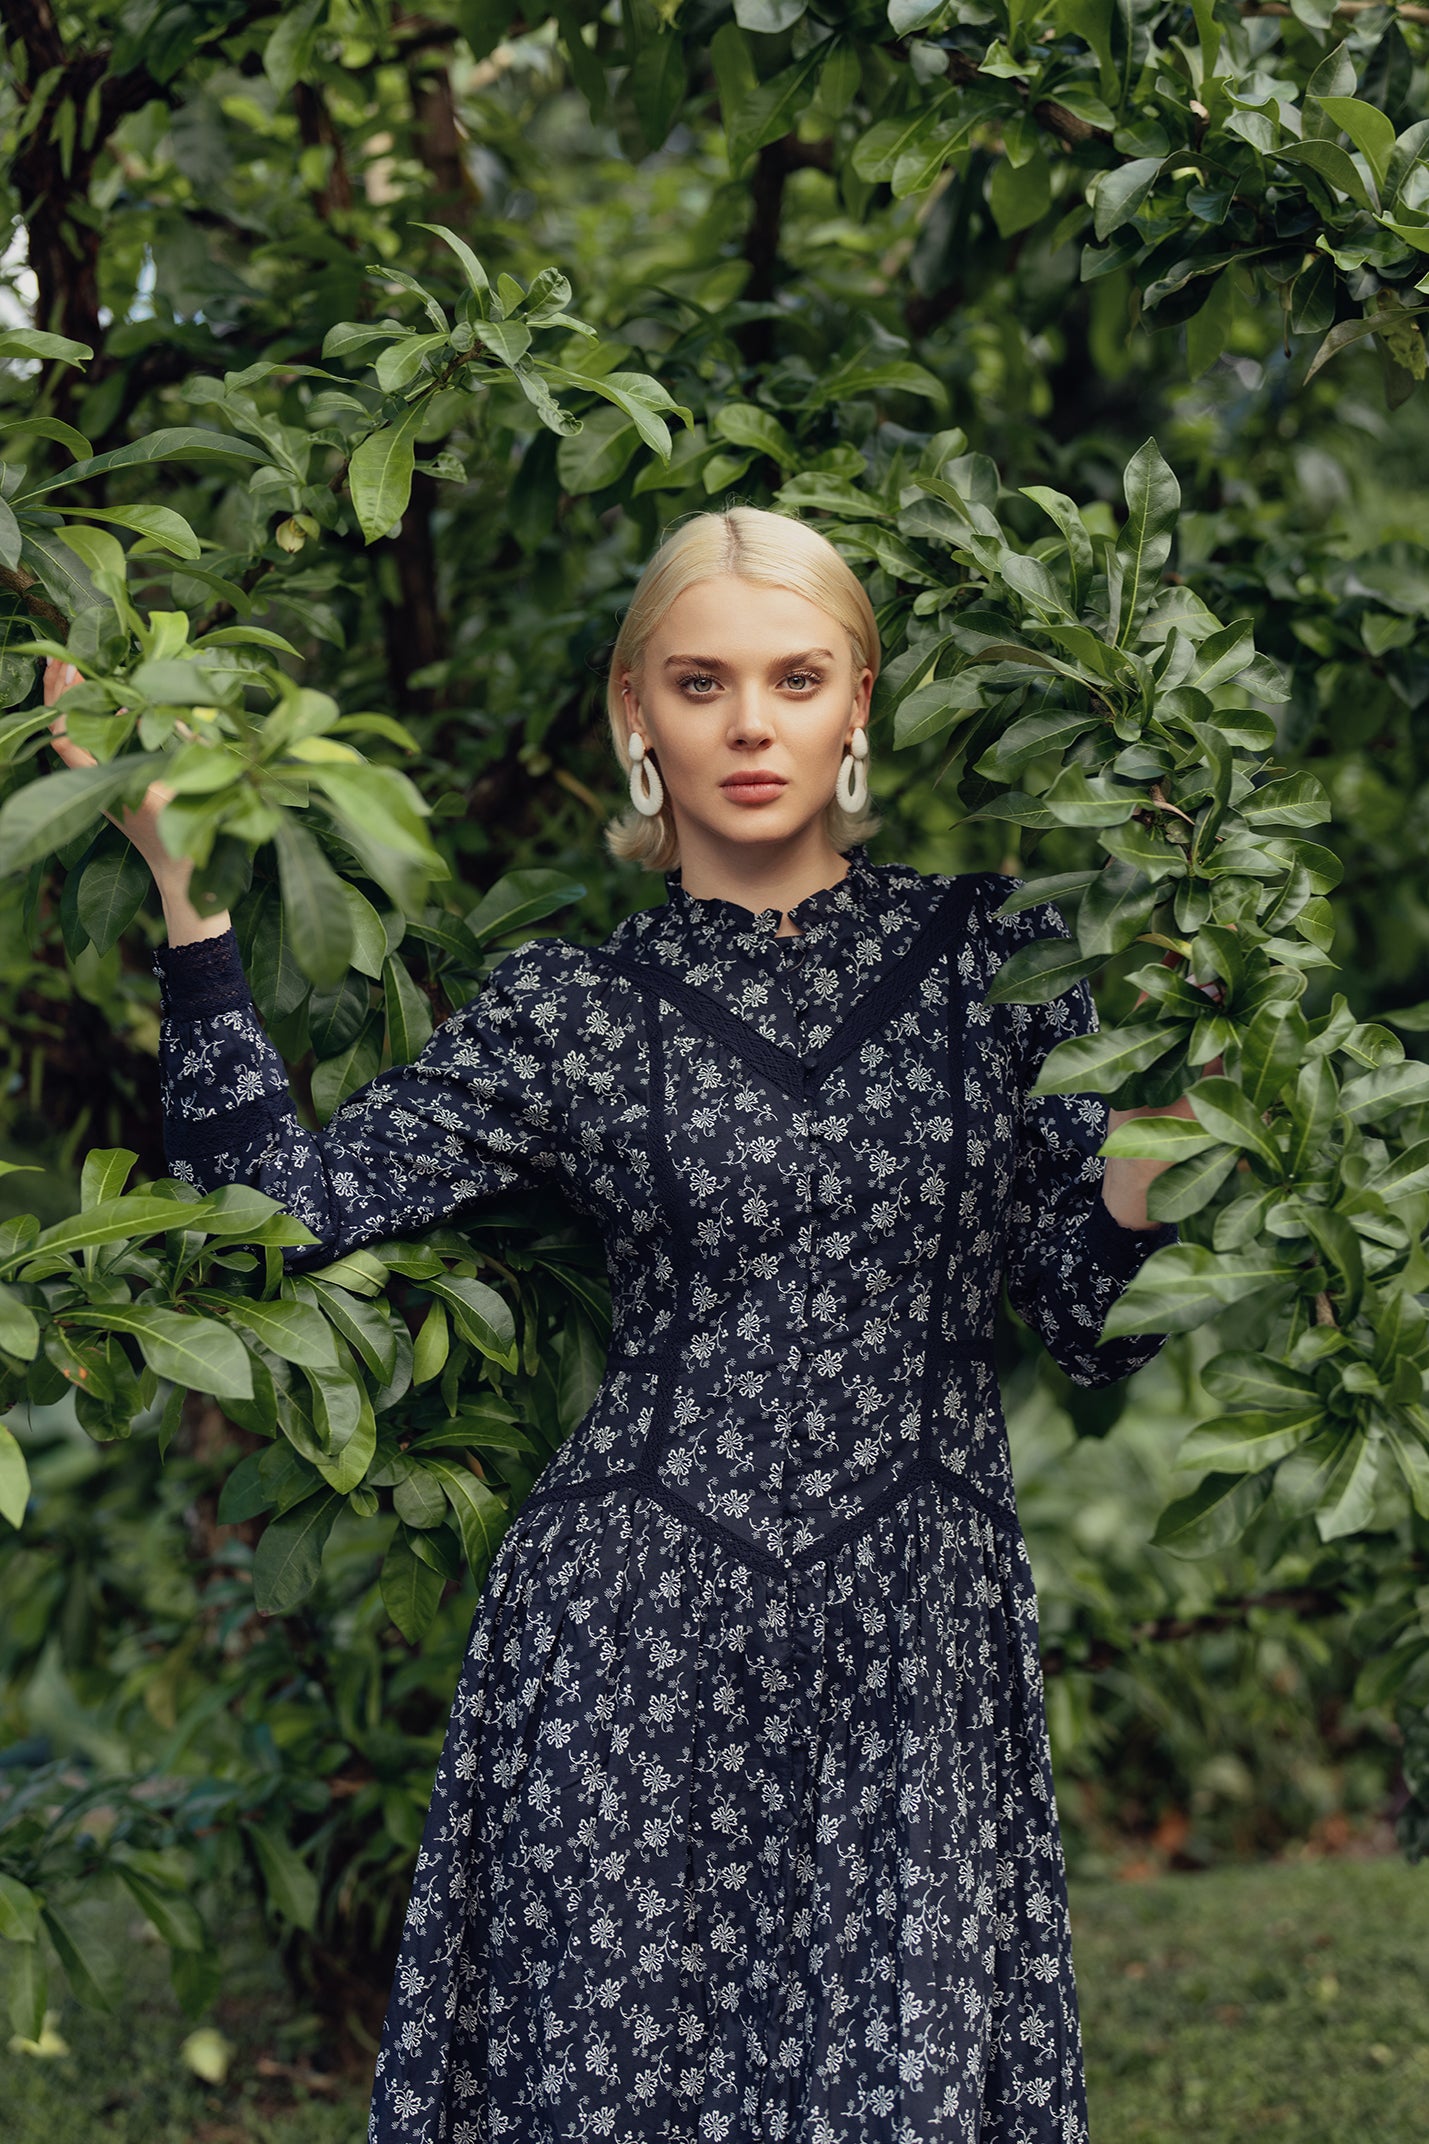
left=661, top=648, right=836, bottom=668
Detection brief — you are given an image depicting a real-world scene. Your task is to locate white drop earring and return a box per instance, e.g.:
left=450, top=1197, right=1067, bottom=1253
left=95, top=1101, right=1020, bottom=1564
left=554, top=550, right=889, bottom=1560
left=836, top=727, right=869, bottom=812
left=627, top=730, right=664, bottom=817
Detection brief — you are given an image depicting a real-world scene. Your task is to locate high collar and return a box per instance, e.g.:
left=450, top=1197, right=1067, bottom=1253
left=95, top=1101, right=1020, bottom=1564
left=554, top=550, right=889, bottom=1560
left=659, top=843, right=880, bottom=946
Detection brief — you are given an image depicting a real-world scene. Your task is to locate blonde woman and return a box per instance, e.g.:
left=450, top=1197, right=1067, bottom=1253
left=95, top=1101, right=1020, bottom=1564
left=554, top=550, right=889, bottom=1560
left=48, top=507, right=1186, bottom=2142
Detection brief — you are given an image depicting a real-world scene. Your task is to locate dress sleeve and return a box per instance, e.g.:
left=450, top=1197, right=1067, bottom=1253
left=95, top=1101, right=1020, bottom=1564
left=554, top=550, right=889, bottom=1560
left=984, top=875, right=1179, bottom=1388
left=151, top=925, right=565, bottom=1274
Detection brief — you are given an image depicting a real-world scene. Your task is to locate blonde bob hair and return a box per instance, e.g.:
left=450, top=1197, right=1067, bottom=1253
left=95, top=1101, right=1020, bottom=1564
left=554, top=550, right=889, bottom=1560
left=603, top=506, right=883, bottom=874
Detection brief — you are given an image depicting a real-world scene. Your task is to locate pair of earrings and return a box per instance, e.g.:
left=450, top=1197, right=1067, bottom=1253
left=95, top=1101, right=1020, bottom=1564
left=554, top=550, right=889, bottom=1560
left=625, top=728, right=870, bottom=818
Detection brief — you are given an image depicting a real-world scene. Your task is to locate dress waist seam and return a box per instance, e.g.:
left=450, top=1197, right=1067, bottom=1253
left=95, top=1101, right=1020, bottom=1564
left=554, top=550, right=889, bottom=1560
left=516, top=1454, right=1019, bottom=1575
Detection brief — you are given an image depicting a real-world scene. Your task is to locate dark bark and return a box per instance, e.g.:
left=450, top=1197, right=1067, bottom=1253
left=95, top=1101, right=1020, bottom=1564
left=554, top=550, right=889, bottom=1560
left=294, top=78, right=355, bottom=220
left=380, top=467, right=446, bottom=713
left=1039, top=1586, right=1352, bottom=1679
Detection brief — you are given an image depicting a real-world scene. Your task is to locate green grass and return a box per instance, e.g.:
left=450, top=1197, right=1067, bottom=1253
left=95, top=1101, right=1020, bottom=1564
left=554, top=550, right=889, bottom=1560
left=3, top=1856, right=1424, bottom=2141
left=1070, top=1855, right=1429, bottom=2143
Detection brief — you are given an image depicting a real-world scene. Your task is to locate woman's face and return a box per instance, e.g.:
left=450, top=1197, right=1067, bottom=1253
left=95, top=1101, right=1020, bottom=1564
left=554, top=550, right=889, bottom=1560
left=621, top=574, right=873, bottom=848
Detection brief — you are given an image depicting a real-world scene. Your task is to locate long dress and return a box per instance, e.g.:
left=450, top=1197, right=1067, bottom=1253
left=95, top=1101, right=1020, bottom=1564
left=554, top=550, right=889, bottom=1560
left=151, top=842, right=1178, bottom=2144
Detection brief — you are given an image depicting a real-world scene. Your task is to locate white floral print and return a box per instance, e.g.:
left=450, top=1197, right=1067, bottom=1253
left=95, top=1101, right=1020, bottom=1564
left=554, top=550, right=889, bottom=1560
left=151, top=845, right=1177, bottom=2142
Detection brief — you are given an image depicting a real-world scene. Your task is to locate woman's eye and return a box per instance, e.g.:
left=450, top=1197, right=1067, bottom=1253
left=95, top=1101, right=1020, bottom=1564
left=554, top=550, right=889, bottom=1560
left=680, top=674, right=718, bottom=694
left=783, top=672, right=820, bottom=691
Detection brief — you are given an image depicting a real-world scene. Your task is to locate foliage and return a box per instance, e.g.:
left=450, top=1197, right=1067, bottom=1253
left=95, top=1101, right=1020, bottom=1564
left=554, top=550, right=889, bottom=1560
left=1, top=0, right=1428, bottom=2038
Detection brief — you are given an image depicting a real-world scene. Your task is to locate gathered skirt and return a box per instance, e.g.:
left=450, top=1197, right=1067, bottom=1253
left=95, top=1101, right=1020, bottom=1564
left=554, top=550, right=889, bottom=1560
left=366, top=1469, right=1088, bottom=2144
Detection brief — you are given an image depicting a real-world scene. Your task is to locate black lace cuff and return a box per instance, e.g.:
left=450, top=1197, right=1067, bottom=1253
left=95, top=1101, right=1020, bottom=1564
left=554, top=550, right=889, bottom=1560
left=151, top=928, right=253, bottom=1018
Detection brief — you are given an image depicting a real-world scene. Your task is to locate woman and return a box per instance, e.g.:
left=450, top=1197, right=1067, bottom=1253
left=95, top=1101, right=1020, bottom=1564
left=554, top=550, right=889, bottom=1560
left=48, top=507, right=1186, bottom=2142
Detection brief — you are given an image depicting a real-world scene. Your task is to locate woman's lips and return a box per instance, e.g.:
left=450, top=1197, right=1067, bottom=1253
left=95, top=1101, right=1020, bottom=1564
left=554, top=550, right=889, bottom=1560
left=721, top=775, right=787, bottom=804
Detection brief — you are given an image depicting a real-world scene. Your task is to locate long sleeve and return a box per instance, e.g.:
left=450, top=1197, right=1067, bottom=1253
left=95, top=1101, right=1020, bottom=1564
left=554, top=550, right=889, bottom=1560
left=151, top=926, right=566, bottom=1274
left=985, top=876, right=1179, bottom=1387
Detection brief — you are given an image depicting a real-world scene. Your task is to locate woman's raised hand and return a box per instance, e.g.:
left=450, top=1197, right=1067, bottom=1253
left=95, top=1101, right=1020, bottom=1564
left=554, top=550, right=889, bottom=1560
left=45, top=655, right=186, bottom=892
left=44, top=656, right=230, bottom=945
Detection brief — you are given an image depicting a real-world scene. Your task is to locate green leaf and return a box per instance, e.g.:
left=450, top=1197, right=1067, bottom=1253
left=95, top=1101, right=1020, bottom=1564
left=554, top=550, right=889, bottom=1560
left=382, top=953, right=434, bottom=1063
left=0, top=1285, right=40, bottom=1367
left=1201, top=1350, right=1319, bottom=1411
left=41, top=1905, right=119, bottom=2011
left=76, top=847, right=151, bottom=955
left=1177, top=1407, right=1323, bottom=1475
left=0, top=1872, right=41, bottom=1943
left=1369, top=1137, right=1429, bottom=1200
left=0, top=327, right=93, bottom=366
left=1187, top=1076, right=1282, bottom=1171
left=1109, top=438, right=1180, bottom=648
left=393, top=1462, right=450, bottom=1529
left=1186, top=269, right=1238, bottom=381
left=79, top=1306, right=255, bottom=1399
left=243, top=1822, right=318, bottom=1930
left=373, top=331, right=451, bottom=393
left=380, top=1526, right=444, bottom=1641
left=273, top=816, right=355, bottom=989
left=555, top=404, right=640, bottom=494
left=711, top=401, right=799, bottom=469
left=304, top=1361, right=376, bottom=1493
left=1315, top=1430, right=1380, bottom=1540
left=1102, top=1116, right=1221, bottom=1161
left=891, top=672, right=985, bottom=747
left=1150, top=1471, right=1272, bottom=1557
left=426, top=1457, right=508, bottom=1587
left=292, top=1277, right=398, bottom=1383
left=62, top=503, right=201, bottom=559
left=348, top=399, right=429, bottom=544
left=985, top=938, right=1099, bottom=1004
left=423, top=1274, right=517, bottom=1366
left=464, top=866, right=585, bottom=943
left=311, top=1012, right=382, bottom=1121
left=251, top=1491, right=341, bottom=1613
left=1384, top=1418, right=1429, bottom=1520
left=15, top=427, right=268, bottom=505
left=1146, top=1142, right=1240, bottom=1222
left=1342, top=1059, right=1429, bottom=1123
left=1093, top=156, right=1162, bottom=241
left=1315, top=95, right=1396, bottom=188
left=410, top=220, right=489, bottom=296
left=988, top=141, right=1051, bottom=238
left=0, top=753, right=164, bottom=876
left=7, top=1939, right=47, bottom=2042
left=304, top=761, right=443, bottom=871
left=1297, top=1204, right=1365, bottom=1320
left=1030, top=1023, right=1176, bottom=1096
left=0, top=1422, right=32, bottom=1525
left=1240, top=773, right=1333, bottom=828
left=1102, top=1242, right=1297, bottom=1337
left=412, top=1300, right=449, bottom=1385
left=114, top=1865, right=204, bottom=1952
left=1019, top=486, right=1094, bottom=610
left=222, top=1297, right=338, bottom=1369
left=1274, top=137, right=1377, bottom=212
left=725, top=51, right=823, bottom=170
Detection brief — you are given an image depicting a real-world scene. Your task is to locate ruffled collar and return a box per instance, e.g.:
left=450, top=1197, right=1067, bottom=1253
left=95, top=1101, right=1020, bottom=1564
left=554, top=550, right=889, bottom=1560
left=660, top=842, right=879, bottom=944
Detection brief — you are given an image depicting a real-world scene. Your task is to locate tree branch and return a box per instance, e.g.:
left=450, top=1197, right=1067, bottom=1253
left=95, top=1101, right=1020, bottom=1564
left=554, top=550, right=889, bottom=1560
left=0, top=559, right=70, bottom=635
left=1, top=0, right=66, bottom=76
left=1040, top=1586, right=1350, bottom=1679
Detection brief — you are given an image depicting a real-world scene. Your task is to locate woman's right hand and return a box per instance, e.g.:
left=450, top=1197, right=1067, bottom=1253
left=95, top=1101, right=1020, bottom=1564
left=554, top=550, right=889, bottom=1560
left=45, top=656, right=186, bottom=892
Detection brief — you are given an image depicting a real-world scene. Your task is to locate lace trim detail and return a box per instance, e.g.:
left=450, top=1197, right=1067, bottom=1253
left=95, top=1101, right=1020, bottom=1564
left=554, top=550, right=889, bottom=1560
left=152, top=928, right=252, bottom=1018
left=585, top=873, right=980, bottom=1100
left=164, top=1095, right=275, bottom=1163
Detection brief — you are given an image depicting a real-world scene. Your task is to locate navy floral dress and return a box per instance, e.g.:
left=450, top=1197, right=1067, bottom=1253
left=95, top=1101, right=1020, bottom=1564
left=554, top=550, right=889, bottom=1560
left=152, top=843, right=1177, bottom=2144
